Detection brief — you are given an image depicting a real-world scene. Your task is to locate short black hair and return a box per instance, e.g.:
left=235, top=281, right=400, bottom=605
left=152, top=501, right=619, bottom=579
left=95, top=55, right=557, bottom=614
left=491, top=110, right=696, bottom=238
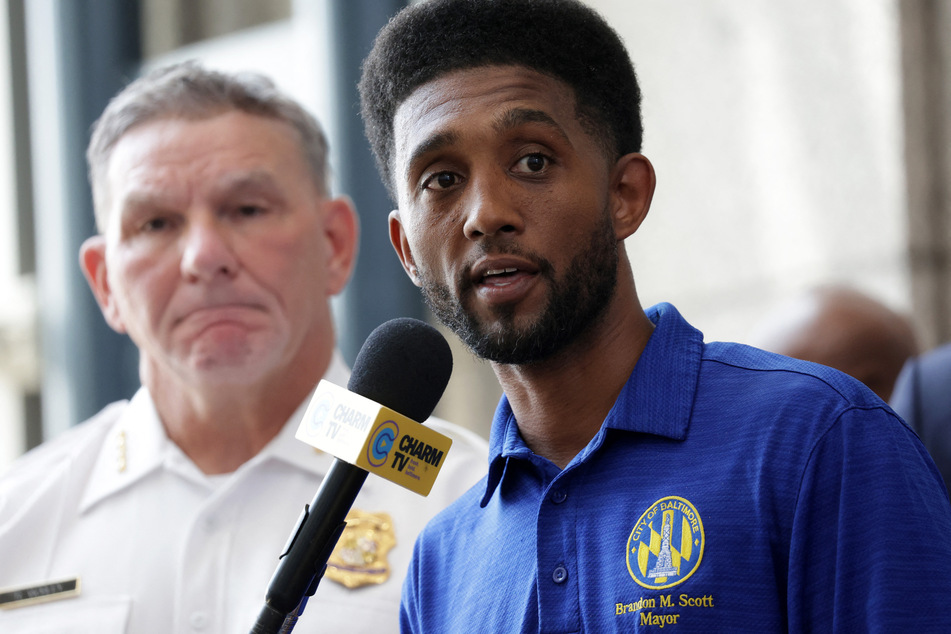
left=359, top=0, right=643, bottom=199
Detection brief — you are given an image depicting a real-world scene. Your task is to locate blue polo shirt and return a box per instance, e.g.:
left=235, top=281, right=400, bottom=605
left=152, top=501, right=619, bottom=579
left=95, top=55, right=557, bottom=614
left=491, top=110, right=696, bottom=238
left=401, top=303, right=951, bottom=632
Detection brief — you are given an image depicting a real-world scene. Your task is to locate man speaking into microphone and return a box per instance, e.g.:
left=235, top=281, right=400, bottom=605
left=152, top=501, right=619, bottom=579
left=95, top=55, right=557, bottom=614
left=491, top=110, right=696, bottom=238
left=0, top=62, right=487, bottom=633
left=359, top=0, right=951, bottom=631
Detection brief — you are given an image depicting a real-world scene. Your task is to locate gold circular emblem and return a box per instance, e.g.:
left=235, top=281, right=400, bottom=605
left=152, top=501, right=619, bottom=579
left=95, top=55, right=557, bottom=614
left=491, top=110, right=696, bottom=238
left=626, top=496, right=704, bottom=589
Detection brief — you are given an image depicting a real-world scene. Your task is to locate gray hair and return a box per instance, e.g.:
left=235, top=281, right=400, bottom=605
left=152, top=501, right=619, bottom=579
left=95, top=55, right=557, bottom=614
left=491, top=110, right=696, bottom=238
left=87, top=60, right=330, bottom=231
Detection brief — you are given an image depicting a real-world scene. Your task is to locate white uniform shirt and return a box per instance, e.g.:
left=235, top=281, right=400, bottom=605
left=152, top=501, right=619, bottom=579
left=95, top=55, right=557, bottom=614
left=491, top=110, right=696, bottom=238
left=0, top=353, right=488, bottom=633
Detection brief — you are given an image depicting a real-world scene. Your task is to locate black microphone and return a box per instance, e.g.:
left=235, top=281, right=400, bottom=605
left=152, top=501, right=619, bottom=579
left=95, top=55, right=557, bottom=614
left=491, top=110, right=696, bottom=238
left=250, top=318, right=453, bottom=633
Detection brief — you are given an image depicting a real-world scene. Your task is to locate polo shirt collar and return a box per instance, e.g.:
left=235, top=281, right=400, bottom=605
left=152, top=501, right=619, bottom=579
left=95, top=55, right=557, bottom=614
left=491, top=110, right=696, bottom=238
left=79, top=350, right=353, bottom=514
left=481, top=303, right=703, bottom=506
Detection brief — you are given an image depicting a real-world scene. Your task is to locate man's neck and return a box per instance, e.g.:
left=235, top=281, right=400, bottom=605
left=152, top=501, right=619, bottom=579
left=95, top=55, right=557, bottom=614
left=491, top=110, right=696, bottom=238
left=145, top=358, right=328, bottom=475
left=493, top=291, right=654, bottom=470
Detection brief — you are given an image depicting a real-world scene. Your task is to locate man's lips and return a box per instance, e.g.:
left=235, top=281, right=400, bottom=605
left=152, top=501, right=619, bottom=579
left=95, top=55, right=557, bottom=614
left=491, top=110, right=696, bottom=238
left=482, top=267, right=519, bottom=283
left=468, top=257, right=541, bottom=303
left=174, top=303, right=265, bottom=333
left=470, top=257, right=540, bottom=285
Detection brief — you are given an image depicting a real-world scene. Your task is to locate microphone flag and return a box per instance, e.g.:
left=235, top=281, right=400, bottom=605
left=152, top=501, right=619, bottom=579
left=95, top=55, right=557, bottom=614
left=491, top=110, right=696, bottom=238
left=295, top=380, right=452, bottom=496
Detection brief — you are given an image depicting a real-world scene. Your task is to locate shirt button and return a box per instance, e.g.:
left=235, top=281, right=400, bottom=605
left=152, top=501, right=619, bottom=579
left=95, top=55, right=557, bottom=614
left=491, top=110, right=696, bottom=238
left=550, top=489, right=567, bottom=504
left=190, top=611, right=209, bottom=630
left=552, top=565, right=569, bottom=584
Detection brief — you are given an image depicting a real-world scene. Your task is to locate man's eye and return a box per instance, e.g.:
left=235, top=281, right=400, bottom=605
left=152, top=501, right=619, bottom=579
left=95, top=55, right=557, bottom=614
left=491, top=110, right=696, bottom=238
left=423, top=172, right=460, bottom=191
left=515, top=153, right=549, bottom=173
left=142, top=217, right=169, bottom=232
left=236, top=204, right=266, bottom=217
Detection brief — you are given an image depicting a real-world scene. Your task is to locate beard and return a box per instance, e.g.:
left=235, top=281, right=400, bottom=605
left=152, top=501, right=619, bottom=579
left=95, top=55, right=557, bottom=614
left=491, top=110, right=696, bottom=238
left=419, top=207, right=619, bottom=365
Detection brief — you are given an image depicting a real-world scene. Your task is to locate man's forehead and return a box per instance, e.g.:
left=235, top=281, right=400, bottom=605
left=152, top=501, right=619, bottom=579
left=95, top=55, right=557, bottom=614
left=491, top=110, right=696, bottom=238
left=393, top=66, right=578, bottom=154
left=105, top=113, right=303, bottom=186
left=398, top=65, right=574, bottom=117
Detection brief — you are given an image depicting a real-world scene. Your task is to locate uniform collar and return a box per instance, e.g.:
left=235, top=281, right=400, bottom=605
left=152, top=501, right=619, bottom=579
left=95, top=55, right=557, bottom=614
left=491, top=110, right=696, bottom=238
left=257, top=350, right=352, bottom=476
left=481, top=303, right=703, bottom=506
left=79, top=387, right=173, bottom=514
left=79, top=350, right=353, bottom=514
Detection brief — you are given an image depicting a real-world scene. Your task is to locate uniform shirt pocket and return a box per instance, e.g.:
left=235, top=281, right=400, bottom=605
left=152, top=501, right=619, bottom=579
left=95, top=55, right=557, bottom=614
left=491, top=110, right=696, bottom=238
left=0, top=595, right=131, bottom=633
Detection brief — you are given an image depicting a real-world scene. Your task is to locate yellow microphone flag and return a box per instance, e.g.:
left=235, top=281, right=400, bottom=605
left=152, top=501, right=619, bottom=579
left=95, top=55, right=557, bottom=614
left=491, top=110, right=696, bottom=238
left=295, top=380, right=453, bottom=496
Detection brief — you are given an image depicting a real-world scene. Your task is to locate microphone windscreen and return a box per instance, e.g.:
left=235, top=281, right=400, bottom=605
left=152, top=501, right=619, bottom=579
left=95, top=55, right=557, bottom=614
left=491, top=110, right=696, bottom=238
left=347, top=318, right=453, bottom=423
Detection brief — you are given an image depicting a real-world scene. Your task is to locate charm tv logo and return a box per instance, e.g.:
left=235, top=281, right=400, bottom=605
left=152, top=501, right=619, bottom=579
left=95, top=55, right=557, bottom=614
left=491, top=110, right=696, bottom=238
left=367, top=420, right=399, bottom=468
left=306, top=393, right=334, bottom=436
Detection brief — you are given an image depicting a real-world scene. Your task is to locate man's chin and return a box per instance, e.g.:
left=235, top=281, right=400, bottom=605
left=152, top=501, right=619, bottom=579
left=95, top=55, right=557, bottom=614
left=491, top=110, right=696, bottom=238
left=458, top=322, right=553, bottom=365
left=179, top=347, right=276, bottom=385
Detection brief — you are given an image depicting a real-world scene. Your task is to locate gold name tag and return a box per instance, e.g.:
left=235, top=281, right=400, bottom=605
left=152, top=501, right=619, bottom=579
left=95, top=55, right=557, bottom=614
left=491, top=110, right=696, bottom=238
left=0, top=577, right=81, bottom=610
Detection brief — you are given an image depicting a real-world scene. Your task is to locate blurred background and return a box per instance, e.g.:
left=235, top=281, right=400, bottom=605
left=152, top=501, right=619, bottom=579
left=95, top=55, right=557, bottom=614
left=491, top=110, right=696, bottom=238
left=1, top=0, right=949, bottom=470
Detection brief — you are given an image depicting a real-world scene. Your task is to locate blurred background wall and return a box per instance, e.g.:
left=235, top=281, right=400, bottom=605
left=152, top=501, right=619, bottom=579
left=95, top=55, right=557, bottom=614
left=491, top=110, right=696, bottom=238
left=1, top=0, right=949, bottom=470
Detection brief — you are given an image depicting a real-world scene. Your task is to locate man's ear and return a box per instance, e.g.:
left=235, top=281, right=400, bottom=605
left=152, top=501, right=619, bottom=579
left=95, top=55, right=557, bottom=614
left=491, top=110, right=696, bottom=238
left=610, top=153, right=656, bottom=241
left=79, top=236, right=126, bottom=333
left=388, top=209, right=421, bottom=287
left=321, top=196, right=360, bottom=296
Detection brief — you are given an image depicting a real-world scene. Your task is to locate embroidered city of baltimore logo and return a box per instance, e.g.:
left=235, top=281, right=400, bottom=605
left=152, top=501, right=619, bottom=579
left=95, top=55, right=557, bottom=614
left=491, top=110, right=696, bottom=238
left=626, top=496, right=704, bottom=589
left=326, top=509, right=396, bottom=589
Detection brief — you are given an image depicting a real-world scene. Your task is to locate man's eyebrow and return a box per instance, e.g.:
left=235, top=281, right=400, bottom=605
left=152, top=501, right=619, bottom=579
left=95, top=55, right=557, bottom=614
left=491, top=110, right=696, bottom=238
left=494, top=108, right=571, bottom=144
left=404, top=130, right=460, bottom=182
left=120, top=170, right=281, bottom=212
left=214, top=170, right=279, bottom=192
left=118, top=190, right=166, bottom=218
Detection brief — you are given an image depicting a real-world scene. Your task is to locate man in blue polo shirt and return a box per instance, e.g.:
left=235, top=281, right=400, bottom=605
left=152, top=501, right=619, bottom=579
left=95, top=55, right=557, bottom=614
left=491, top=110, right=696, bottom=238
left=358, top=0, right=951, bottom=631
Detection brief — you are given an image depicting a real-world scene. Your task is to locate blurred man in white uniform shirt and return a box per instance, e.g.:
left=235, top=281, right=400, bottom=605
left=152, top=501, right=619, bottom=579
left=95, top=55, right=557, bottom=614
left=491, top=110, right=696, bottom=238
left=0, top=61, right=487, bottom=633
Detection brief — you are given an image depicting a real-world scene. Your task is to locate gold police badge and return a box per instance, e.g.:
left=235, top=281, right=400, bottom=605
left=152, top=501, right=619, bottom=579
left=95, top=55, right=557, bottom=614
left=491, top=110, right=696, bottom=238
left=326, top=510, right=396, bottom=589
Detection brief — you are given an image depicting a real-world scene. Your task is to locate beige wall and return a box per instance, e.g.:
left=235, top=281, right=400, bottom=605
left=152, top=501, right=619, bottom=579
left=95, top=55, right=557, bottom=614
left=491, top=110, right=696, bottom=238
left=900, top=0, right=951, bottom=350
left=606, top=0, right=910, bottom=343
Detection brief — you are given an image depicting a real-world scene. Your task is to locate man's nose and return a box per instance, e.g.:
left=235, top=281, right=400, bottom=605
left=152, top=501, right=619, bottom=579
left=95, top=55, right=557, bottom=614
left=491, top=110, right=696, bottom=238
left=462, top=176, right=525, bottom=241
left=180, top=217, right=239, bottom=281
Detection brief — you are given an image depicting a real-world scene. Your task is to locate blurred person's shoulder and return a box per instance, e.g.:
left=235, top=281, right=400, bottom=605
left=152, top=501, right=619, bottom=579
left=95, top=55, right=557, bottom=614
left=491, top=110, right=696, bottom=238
left=0, top=400, right=128, bottom=510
